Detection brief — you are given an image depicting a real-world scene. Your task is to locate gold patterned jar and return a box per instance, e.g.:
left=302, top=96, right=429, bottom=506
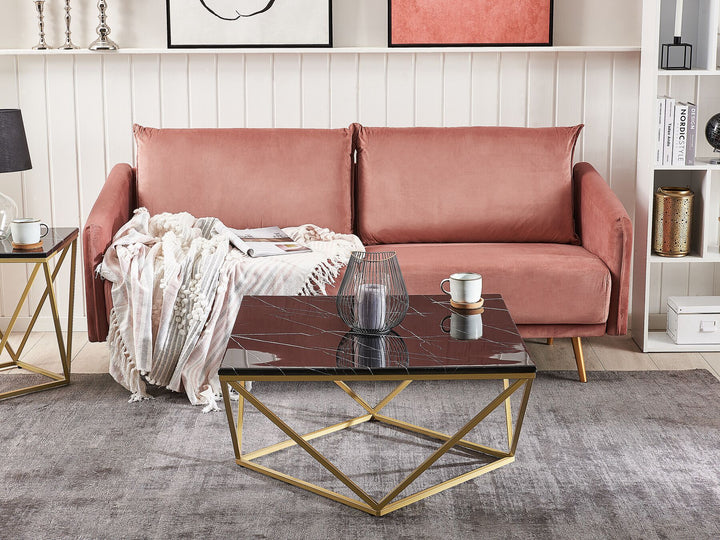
left=652, top=187, right=694, bottom=257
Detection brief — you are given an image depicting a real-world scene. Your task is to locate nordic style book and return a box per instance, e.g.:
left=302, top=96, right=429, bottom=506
left=656, top=96, right=696, bottom=166
left=672, top=102, right=688, bottom=167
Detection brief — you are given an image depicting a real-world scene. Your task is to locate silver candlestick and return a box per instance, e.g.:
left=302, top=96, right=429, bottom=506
left=59, top=0, right=78, bottom=50
left=32, top=1, right=51, bottom=50
left=89, top=0, right=119, bottom=51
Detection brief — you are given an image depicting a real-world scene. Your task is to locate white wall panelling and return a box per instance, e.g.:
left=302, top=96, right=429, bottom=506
left=0, top=50, right=640, bottom=331
left=0, top=0, right=641, bottom=50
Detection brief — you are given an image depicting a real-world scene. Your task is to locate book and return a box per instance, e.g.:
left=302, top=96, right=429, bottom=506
left=656, top=97, right=666, bottom=166
left=672, top=102, right=689, bottom=166
left=663, top=97, right=675, bottom=166
left=218, top=225, right=312, bottom=257
left=686, top=102, right=697, bottom=166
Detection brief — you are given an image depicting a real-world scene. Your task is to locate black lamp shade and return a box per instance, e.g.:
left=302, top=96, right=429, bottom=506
left=0, top=109, right=32, bottom=174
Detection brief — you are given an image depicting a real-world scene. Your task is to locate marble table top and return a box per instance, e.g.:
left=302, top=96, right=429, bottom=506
left=219, top=294, right=535, bottom=378
left=0, top=227, right=78, bottom=259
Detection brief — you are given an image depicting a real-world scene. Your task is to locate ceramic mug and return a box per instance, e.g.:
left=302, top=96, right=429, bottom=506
left=11, top=218, right=49, bottom=245
left=441, top=312, right=483, bottom=340
left=440, top=273, right=483, bottom=304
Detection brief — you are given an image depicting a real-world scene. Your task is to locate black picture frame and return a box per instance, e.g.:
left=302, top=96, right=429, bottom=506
left=166, top=0, right=333, bottom=49
left=387, top=0, right=553, bottom=48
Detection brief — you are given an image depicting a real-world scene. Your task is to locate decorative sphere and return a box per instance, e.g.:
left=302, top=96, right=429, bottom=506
left=706, top=113, right=720, bottom=151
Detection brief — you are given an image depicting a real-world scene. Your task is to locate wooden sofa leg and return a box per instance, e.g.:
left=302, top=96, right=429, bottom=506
left=547, top=338, right=554, bottom=345
left=571, top=337, right=588, bottom=383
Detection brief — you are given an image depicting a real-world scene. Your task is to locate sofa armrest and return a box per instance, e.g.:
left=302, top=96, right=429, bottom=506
left=574, top=162, right=632, bottom=335
left=83, top=163, right=136, bottom=342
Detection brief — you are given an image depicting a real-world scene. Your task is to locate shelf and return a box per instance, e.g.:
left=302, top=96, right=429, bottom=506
left=633, top=0, right=720, bottom=353
left=654, top=158, right=720, bottom=171
left=0, top=45, right=642, bottom=56
left=646, top=331, right=720, bottom=352
left=649, top=254, right=709, bottom=263
left=657, top=68, right=720, bottom=75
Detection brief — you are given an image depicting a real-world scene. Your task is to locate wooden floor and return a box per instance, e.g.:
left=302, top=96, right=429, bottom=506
left=1, top=332, right=720, bottom=381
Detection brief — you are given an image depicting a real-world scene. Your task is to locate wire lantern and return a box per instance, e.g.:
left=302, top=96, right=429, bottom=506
left=335, top=331, right=409, bottom=368
left=336, top=251, right=409, bottom=334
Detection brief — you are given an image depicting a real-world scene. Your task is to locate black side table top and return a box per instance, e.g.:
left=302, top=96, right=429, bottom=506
left=0, top=227, right=78, bottom=259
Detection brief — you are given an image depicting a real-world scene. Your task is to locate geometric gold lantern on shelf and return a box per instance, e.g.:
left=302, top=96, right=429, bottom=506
left=652, top=186, right=694, bottom=257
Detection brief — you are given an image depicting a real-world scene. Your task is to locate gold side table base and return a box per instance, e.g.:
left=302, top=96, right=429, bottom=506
left=0, top=237, right=77, bottom=400
left=220, top=373, right=534, bottom=516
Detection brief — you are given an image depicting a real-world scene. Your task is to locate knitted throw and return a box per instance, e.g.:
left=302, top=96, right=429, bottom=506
left=98, top=208, right=364, bottom=411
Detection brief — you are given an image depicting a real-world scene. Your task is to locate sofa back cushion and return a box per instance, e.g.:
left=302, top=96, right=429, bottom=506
left=134, top=125, right=354, bottom=233
left=355, top=125, right=582, bottom=244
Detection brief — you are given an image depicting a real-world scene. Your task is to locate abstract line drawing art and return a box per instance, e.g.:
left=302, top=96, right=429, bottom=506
left=199, top=0, right=276, bottom=21
left=166, top=0, right=332, bottom=48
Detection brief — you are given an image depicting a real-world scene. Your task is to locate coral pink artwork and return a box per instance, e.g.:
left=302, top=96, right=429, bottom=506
left=389, top=0, right=553, bottom=46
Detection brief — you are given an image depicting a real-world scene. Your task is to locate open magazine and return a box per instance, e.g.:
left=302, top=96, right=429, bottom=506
left=217, top=224, right=312, bottom=257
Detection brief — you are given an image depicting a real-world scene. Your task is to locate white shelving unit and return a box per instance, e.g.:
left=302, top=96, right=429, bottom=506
left=0, top=45, right=640, bottom=56
left=633, top=0, right=720, bottom=352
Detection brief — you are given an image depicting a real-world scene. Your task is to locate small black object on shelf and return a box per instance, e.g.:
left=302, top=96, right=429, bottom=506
left=706, top=113, right=720, bottom=165
left=661, top=37, right=692, bottom=70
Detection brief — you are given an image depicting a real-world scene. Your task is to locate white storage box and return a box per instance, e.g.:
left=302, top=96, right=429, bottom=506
left=667, top=296, right=720, bottom=344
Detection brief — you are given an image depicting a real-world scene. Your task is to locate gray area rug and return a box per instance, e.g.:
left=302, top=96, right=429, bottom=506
left=1, top=370, right=719, bottom=539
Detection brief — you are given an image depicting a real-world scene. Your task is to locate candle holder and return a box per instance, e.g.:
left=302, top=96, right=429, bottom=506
left=89, top=0, right=119, bottom=51
left=662, top=0, right=692, bottom=70
left=336, top=251, right=409, bottom=334
left=32, top=1, right=51, bottom=50
left=661, top=37, right=692, bottom=70
left=59, top=0, right=78, bottom=50
left=652, top=187, right=694, bottom=257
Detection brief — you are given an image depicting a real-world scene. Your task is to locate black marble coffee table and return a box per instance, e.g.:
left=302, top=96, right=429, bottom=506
left=219, top=294, right=535, bottom=516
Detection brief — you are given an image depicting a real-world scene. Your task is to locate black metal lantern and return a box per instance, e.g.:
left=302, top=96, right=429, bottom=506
left=336, top=251, right=409, bottom=334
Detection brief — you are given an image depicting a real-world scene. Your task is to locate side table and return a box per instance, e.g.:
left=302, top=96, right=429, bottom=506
left=0, top=227, right=78, bottom=400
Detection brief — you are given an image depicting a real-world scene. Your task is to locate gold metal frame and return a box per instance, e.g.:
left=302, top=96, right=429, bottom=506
left=0, top=235, right=78, bottom=400
left=220, top=371, right=534, bottom=516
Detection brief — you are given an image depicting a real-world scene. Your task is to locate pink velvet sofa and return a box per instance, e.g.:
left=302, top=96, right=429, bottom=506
left=83, top=123, right=632, bottom=382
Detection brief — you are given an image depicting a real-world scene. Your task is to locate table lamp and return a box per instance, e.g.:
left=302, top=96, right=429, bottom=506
left=0, top=109, right=32, bottom=239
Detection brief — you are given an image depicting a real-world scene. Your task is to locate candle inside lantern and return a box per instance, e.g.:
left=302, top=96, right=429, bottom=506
left=674, top=0, right=684, bottom=37
left=355, top=283, right=387, bottom=331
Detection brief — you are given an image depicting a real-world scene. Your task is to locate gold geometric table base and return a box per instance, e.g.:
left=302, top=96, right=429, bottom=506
left=220, top=373, right=534, bottom=516
left=0, top=237, right=77, bottom=400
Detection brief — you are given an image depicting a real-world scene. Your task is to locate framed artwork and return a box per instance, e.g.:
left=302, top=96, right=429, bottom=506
left=388, top=0, right=553, bottom=47
left=166, top=0, right=333, bottom=48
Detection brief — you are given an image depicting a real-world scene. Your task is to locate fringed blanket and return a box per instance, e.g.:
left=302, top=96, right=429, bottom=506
left=99, top=208, right=364, bottom=411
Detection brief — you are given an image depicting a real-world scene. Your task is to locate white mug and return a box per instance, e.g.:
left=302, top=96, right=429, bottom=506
left=440, top=273, right=483, bottom=304
left=441, top=312, right=483, bottom=340
left=11, top=218, right=49, bottom=245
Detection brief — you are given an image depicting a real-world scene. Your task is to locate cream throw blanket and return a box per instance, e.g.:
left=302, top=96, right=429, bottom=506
left=99, top=208, right=364, bottom=411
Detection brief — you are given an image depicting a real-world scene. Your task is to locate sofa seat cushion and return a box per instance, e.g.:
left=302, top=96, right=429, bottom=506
left=355, top=125, right=582, bottom=245
left=365, top=243, right=611, bottom=326
left=133, top=125, right=355, bottom=233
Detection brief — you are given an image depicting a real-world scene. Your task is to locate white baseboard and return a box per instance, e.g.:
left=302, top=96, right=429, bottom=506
left=0, top=316, right=88, bottom=333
